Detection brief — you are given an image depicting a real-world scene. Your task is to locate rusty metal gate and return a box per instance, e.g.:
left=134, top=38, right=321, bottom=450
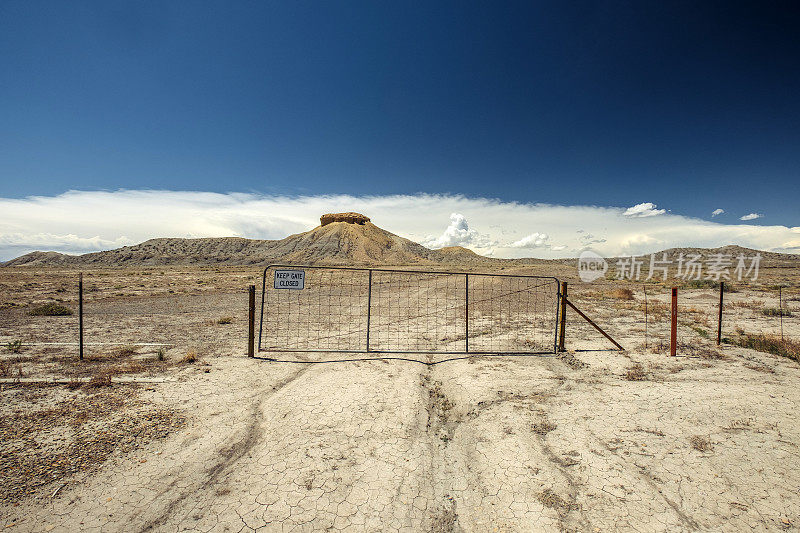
left=258, top=265, right=560, bottom=355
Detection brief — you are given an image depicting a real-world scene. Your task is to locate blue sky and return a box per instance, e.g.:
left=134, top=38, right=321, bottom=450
left=1, top=1, right=798, bottom=259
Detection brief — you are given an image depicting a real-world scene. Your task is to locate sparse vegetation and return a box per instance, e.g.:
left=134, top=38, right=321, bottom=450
left=216, top=316, right=233, bottom=324
left=608, top=288, right=635, bottom=300
left=114, top=345, right=138, bottom=357
left=689, top=435, right=713, bottom=452
left=691, top=326, right=709, bottom=339
left=762, top=307, right=792, bottom=317
left=624, top=363, right=648, bottom=381
left=5, top=340, right=23, bottom=353
left=532, top=420, right=557, bottom=435
left=157, top=347, right=166, bottom=361
left=28, top=303, right=73, bottom=316
left=727, top=332, right=799, bottom=362
left=180, top=349, right=198, bottom=364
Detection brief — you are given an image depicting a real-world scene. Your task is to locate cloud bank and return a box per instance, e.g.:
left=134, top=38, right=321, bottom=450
left=0, top=190, right=796, bottom=261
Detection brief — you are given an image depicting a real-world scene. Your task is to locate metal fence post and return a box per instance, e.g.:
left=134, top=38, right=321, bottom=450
left=79, top=272, right=84, bottom=361
left=248, top=285, right=255, bottom=357
left=465, top=273, right=469, bottom=353
left=670, top=287, right=678, bottom=356
left=366, top=270, right=372, bottom=352
left=558, top=281, right=567, bottom=352
left=779, top=286, right=784, bottom=341
left=717, top=282, right=724, bottom=345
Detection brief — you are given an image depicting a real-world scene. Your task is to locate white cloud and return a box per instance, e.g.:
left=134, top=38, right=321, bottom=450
left=623, top=202, right=666, bottom=218
left=0, top=190, right=797, bottom=261
left=740, top=213, right=763, bottom=221
left=712, top=208, right=724, bottom=217
left=510, top=233, right=549, bottom=248
left=423, top=213, right=496, bottom=249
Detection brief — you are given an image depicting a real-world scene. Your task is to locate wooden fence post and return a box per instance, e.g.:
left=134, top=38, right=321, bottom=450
left=670, top=287, right=678, bottom=356
left=248, top=285, right=255, bottom=357
left=79, top=272, right=84, bottom=361
left=717, top=282, right=724, bottom=345
left=558, top=281, right=567, bottom=352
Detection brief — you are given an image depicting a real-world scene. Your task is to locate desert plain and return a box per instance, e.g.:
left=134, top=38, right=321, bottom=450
left=0, top=258, right=798, bottom=532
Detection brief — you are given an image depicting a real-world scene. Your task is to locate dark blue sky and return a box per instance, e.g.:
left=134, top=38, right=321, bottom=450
left=1, top=1, right=798, bottom=225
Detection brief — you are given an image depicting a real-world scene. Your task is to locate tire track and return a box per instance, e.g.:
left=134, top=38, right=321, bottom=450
left=138, top=364, right=313, bottom=532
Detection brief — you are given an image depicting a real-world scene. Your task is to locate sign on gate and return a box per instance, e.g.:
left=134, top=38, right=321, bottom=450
left=274, top=270, right=306, bottom=290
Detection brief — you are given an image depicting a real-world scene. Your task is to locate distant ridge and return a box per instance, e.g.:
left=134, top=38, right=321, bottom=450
left=3, top=218, right=798, bottom=268
left=2, top=220, right=498, bottom=267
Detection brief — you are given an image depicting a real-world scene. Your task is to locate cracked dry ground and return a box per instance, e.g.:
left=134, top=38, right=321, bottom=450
left=2, top=347, right=800, bottom=532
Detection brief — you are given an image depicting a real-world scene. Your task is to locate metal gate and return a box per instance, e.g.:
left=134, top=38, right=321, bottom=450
left=258, top=265, right=560, bottom=354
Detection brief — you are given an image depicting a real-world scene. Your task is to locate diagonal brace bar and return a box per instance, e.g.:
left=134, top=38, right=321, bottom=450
left=563, top=297, right=624, bottom=351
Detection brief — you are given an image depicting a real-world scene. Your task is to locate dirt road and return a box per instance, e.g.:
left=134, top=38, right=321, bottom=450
left=3, top=344, right=799, bottom=532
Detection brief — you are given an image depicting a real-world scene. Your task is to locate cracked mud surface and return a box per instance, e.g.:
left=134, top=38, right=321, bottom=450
left=1, top=346, right=798, bottom=532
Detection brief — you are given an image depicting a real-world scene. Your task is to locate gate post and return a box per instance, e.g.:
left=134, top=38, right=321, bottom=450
left=558, top=281, right=567, bottom=352
left=465, top=274, right=469, bottom=353
left=366, top=270, right=372, bottom=352
left=248, top=284, right=255, bottom=357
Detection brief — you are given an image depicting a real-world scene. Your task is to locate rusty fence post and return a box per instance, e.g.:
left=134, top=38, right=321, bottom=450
left=248, top=284, right=255, bottom=357
left=79, top=272, right=84, bottom=361
left=670, top=287, right=678, bottom=356
left=558, top=281, right=567, bottom=352
left=717, top=282, right=724, bottom=345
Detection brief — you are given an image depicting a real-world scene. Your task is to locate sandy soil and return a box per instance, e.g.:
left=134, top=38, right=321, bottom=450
left=1, top=267, right=798, bottom=532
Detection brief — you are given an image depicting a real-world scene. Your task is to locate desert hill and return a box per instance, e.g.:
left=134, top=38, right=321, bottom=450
left=2, top=218, right=496, bottom=267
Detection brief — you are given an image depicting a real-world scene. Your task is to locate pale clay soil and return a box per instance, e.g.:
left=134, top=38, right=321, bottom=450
left=0, top=267, right=799, bottom=532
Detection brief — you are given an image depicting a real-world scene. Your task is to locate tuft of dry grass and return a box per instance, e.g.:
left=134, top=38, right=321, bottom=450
left=608, top=288, right=635, bottom=300
left=180, top=350, right=198, bottom=364
left=728, top=332, right=799, bottom=362
left=86, top=372, right=113, bottom=388
left=532, top=420, right=557, bottom=436
left=216, top=316, right=233, bottom=325
left=5, top=340, right=23, bottom=354
left=762, top=307, right=792, bottom=317
left=689, top=435, right=713, bottom=452
left=113, top=345, right=138, bottom=357
left=624, top=363, right=648, bottom=381
left=28, top=303, right=73, bottom=316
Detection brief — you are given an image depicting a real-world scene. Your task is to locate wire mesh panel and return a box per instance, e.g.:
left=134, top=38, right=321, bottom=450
left=468, top=275, right=560, bottom=353
left=258, top=265, right=559, bottom=354
left=260, top=268, right=370, bottom=351
left=369, top=271, right=467, bottom=352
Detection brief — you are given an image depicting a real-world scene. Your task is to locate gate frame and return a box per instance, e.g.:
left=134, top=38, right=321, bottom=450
left=258, top=264, right=561, bottom=355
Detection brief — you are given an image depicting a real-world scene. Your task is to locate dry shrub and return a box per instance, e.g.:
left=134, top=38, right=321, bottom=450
left=608, top=288, right=635, bottom=300
left=624, top=363, right=648, bottom=381
left=216, top=316, right=233, bottom=325
left=29, top=303, right=73, bottom=316
left=532, top=420, right=557, bottom=435
left=86, top=372, right=113, bottom=388
left=641, top=301, right=670, bottom=319
left=762, top=307, right=792, bottom=317
left=180, top=350, right=198, bottom=364
left=689, top=435, right=713, bottom=452
left=114, top=345, right=138, bottom=357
